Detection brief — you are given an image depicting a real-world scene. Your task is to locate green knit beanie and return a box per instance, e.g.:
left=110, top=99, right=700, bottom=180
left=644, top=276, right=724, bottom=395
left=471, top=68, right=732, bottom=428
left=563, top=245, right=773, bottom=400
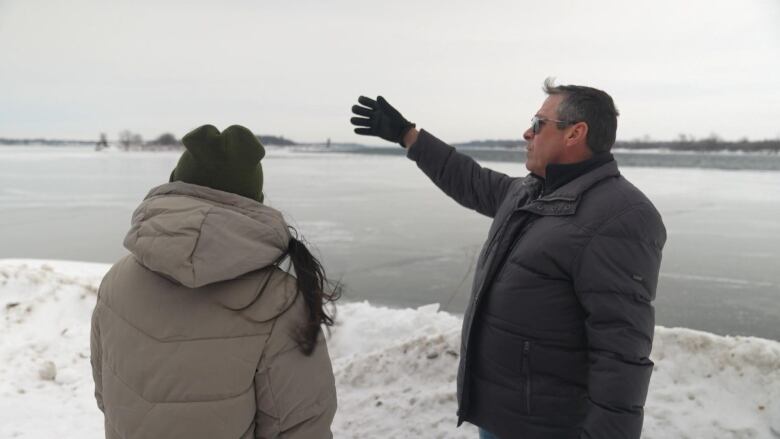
left=170, top=124, right=265, bottom=202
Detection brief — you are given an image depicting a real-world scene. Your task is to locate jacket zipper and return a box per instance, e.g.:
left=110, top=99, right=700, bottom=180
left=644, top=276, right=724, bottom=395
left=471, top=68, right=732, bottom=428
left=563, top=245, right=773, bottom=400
left=523, top=340, right=532, bottom=415
left=481, top=211, right=514, bottom=264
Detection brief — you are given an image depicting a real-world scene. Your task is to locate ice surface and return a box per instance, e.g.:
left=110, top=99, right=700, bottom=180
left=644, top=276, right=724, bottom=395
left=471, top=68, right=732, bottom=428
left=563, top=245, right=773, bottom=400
left=2, top=147, right=780, bottom=340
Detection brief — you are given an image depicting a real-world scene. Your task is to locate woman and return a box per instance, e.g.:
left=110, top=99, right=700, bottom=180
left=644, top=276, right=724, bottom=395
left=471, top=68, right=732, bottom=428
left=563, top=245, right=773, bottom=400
left=90, top=124, right=339, bottom=438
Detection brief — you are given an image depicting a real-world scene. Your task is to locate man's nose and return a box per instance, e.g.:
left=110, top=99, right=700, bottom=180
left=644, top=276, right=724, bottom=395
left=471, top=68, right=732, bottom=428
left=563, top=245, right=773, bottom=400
left=523, top=127, right=533, bottom=141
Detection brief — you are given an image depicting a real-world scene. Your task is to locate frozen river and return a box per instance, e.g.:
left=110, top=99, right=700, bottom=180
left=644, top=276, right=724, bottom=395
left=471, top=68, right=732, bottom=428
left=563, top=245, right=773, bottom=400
left=1, top=145, right=779, bottom=340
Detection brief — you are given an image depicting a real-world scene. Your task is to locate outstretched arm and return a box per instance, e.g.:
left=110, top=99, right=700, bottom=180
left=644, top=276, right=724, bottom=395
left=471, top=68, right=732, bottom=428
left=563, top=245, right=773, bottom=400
left=351, top=95, right=515, bottom=217
left=407, top=129, right=515, bottom=218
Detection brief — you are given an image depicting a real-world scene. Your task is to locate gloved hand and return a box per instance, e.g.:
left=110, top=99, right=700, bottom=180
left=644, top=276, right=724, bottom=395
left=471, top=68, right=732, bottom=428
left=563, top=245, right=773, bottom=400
left=351, top=96, right=415, bottom=147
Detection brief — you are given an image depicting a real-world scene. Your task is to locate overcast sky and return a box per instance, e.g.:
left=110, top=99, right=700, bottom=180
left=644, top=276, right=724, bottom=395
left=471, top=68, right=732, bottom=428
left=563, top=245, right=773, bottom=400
left=2, top=0, right=779, bottom=143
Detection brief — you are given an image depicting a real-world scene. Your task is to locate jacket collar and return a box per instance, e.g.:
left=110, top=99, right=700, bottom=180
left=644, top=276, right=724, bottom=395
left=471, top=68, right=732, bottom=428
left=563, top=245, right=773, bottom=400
left=543, top=152, right=614, bottom=195
left=518, top=159, right=620, bottom=216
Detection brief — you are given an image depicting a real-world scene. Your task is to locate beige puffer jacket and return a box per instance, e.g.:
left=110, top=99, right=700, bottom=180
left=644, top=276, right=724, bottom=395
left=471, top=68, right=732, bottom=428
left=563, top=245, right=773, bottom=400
left=90, top=182, right=337, bottom=438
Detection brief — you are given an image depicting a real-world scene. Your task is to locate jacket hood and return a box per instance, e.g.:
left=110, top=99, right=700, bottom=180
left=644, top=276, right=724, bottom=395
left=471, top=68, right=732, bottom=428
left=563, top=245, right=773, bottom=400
left=124, top=181, right=290, bottom=288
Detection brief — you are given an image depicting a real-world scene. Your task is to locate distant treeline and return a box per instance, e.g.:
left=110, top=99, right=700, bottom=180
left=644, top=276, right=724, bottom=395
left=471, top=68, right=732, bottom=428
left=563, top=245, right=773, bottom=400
left=258, top=135, right=296, bottom=146
left=0, top=134, right=298, bottom=148
left=454, top=137, right=780, bottom=153
left=453, top=139, right=526, bottom=148
left=614, top=138, right=780, bottom=153
left=0, top=138, right=95, bottom=146
left=4, top=135, right=779, bottom=153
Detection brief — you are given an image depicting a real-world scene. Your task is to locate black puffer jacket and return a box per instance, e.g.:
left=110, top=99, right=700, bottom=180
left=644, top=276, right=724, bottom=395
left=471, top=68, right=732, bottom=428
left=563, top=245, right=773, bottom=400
left=407, top=130, right=666, bottom=439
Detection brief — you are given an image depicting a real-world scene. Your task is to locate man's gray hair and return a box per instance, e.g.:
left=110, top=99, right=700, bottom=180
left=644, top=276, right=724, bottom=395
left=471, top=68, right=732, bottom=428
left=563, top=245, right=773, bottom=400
left=543, top=77, right=619, bottom=153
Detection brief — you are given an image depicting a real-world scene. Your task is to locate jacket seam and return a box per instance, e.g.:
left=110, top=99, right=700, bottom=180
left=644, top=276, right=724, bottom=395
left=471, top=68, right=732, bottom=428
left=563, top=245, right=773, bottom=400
left=186, top=206, right=212, bottom=283
left=576, top=288, right=653, bottom=303
left=570, top=202, right=651, bottom=276
left=435, top=144, right=455, bottom=182
left=258, top=316, right=284, bottom=433
left=260, top=289, right=305, bottom=357
left=99, top=299, right=270, bottom=343
left=102, top=359, right=255, bottom=404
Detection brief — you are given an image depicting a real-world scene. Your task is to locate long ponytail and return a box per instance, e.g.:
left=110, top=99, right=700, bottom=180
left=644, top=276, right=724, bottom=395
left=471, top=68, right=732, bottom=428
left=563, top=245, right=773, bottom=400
left=286, top=232, right=341, bottom=356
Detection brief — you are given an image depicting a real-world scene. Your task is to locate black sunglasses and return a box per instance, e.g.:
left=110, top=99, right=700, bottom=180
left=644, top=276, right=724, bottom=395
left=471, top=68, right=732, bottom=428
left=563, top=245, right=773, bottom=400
left=531, top=116, right=575, bottom=135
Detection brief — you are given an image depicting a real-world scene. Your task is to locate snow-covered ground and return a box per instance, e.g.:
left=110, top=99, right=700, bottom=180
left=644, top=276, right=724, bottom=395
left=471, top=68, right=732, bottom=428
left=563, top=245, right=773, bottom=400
left=1, top=259, right=779, bottom=439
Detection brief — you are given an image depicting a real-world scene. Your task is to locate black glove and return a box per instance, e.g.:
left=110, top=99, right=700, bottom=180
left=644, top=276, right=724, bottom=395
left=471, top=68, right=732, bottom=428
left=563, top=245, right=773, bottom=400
left=351, top=95, right=415, bottom=147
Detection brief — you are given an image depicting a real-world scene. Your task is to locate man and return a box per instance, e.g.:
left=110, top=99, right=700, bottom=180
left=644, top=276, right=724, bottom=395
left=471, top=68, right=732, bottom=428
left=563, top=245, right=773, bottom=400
left=350, top=79, right=666, bottom=439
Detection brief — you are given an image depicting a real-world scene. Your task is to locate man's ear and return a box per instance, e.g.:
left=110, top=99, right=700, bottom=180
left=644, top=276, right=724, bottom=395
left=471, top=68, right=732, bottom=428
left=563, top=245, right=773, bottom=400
left=566, top=122, right=588, bottom=147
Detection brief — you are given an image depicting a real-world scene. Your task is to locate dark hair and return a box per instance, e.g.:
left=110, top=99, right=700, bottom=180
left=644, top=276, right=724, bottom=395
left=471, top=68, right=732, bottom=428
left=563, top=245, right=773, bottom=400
left=543, top=77, right=619, bottom=153
left=233, top=228, right=341, bottom=356
left=286, top=233, right=341, bottom=355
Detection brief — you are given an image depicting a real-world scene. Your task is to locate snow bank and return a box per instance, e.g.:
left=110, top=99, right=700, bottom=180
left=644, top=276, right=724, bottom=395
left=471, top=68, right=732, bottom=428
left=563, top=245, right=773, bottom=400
left=1, top=260, right=778, bottom=438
